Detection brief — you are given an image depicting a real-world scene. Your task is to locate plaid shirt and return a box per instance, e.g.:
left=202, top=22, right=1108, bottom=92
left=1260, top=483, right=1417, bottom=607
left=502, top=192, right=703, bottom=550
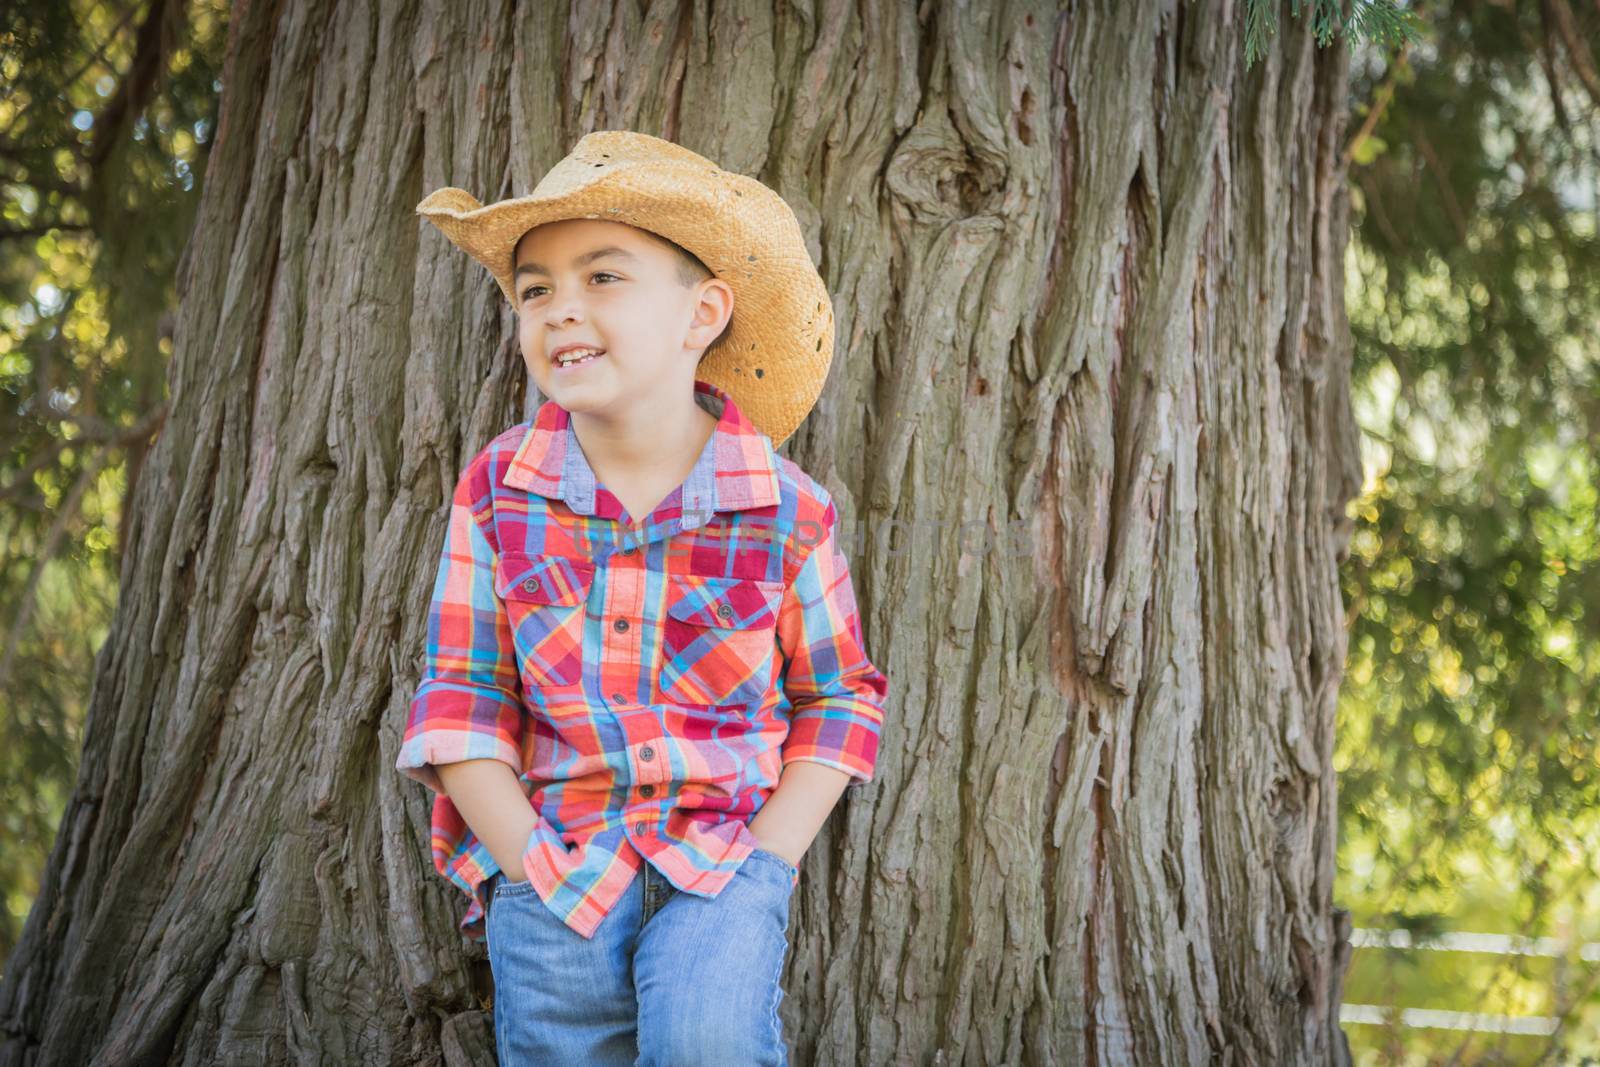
left=395, top=378, right=889, bottom=942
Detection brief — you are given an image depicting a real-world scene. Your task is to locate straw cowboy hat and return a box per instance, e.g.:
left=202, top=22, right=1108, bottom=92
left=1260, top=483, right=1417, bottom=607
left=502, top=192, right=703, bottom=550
left=414, top=130, right=835, bottom=448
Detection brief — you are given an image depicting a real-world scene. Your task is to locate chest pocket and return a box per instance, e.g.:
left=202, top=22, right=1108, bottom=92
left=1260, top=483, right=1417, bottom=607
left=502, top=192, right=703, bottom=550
left=657, top=574, right=786, bottom=707
left=496, top=552, right=595, bottom=689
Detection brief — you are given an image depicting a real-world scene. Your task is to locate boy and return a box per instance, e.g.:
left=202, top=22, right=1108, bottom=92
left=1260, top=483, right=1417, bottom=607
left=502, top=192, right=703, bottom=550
left=394, top=131, right=890, bottom=1066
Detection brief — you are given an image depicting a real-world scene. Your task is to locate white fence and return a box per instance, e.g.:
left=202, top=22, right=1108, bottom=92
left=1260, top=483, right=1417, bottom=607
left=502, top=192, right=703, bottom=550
left=1337, top=927, right=1589, bottom=1036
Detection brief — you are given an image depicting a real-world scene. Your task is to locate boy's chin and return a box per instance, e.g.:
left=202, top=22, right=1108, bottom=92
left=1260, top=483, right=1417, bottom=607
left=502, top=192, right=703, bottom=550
left=537, top=368, right=613, bottom=401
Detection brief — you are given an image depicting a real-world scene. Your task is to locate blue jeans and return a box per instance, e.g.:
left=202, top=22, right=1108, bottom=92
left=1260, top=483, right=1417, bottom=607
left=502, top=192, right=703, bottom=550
left=485, top=847, right=798, bottom=1066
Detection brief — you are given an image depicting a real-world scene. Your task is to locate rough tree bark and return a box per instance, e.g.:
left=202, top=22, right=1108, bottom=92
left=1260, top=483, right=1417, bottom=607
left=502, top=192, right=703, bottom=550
left=0, top=0, right=1362, bottom=1064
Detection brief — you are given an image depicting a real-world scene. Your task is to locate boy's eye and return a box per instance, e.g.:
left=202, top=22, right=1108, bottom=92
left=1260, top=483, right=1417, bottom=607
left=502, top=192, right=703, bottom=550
left=520, top=271, right=621, bottom=302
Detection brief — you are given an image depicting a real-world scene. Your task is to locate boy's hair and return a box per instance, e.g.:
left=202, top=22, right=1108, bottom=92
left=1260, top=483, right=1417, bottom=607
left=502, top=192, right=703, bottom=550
left=660, top=237, right=733, bottom=363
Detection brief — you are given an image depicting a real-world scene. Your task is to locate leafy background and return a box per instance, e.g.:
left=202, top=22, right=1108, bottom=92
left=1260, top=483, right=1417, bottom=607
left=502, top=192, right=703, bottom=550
left=3, top=2, right=1597, bottom=1063
left=1, top=0, right=226, bottom=960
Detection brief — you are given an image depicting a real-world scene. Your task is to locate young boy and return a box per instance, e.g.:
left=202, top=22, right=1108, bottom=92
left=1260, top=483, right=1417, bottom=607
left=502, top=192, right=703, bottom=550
left=394, top=131, right=890, bottom=1066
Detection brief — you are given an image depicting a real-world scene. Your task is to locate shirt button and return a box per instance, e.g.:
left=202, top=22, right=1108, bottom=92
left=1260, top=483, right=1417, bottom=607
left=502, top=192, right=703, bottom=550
left=611, top=693, right=626, bottom=704
left=635, top=822, right=647, bottom=835
left=613, top=618, right=629, bottom=633
left=716, top=604, right=734, bottom=619
left=640, top=784, right=655, bottom=797
left=640, top=745, right=654, bottom=760
left=621, top=545, right=636, bottom=555
left=522, top=578, right=538, bottom=592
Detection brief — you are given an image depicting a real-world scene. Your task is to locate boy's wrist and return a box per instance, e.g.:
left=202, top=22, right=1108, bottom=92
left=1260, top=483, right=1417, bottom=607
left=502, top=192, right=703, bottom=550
left=746, top=821, right=811, bottom=867
left=492, top=849, right=529, bottom=882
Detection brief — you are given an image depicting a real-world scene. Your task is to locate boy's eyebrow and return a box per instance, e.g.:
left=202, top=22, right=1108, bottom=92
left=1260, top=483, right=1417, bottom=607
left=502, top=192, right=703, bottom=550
left=515, top=246, right=639, bottom=280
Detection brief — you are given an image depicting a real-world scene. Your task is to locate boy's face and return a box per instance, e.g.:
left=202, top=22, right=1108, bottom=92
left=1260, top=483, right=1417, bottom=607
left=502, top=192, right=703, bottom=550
left=512, top=218, right=732, bottom=418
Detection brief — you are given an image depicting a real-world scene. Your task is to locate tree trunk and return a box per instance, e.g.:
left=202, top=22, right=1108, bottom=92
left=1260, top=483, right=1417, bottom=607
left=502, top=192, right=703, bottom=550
left=0, top=1, right=1362, bottom=1064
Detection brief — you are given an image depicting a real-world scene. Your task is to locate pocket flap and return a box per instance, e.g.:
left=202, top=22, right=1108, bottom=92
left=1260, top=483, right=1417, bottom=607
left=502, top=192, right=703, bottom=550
left=496, top=552, right=596, bottom=606
left=665, top=574, right=784, bottom=629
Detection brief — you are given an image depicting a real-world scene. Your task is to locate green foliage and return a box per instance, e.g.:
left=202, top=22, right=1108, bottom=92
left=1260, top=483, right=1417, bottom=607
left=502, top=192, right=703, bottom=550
left=0, top=0, right=228, bottom=965
left=1241, top=0, right=1424, bottom=69
left=1336, top=1, right=1600, bottom=1058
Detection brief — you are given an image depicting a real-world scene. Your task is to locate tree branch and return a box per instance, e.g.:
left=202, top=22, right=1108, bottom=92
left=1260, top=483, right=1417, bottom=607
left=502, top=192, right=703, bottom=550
left=0, top=221, right=93, bottom=241
left=87, top=0, right=174, bottom=171
left=1341, top=41, right=1410, bottom=172
left=1542, top=0, right=1600, bottom=112
left=1410, top=122, right=1471, bottom=244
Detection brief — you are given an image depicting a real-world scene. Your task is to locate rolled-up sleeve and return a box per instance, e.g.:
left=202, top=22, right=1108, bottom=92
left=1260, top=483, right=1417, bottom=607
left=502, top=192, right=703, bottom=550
left=395, top=471, right=525, bottom=793
left=775, top=502, right=889, bottom=787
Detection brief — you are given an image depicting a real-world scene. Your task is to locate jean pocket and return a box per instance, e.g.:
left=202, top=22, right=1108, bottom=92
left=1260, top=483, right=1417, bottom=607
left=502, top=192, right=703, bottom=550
left=657, top=574, right=784, bottom=706
left=495, top=875, right=536, bottom=899
left=495, top=552, right=595, bottom=688
left=749, top=846, right=801, bottom=887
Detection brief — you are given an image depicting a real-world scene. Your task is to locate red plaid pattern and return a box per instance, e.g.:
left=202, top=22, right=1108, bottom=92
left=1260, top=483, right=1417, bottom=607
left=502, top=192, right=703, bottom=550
left=395, top=379, right=889, bottom=942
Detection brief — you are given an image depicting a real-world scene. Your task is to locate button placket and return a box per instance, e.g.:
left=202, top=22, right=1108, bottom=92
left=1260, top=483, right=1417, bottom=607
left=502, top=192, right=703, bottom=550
left=601, top=567, right=641, bottom=683
left=636, top=741, right=659, bottom=799
left=627, top=751, right=659, bottom=825
left=633, top=739, right=670, bottom=787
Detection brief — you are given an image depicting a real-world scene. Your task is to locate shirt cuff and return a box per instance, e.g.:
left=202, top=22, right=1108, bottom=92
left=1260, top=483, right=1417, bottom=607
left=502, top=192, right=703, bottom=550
left=395, top=692, right=524, bottom=795
left=779, top=700, right=880, bottom=785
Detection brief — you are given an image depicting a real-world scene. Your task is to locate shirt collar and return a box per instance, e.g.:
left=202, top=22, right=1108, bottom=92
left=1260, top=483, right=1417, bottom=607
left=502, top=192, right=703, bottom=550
left=502, top=378, right=781, bottom=525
